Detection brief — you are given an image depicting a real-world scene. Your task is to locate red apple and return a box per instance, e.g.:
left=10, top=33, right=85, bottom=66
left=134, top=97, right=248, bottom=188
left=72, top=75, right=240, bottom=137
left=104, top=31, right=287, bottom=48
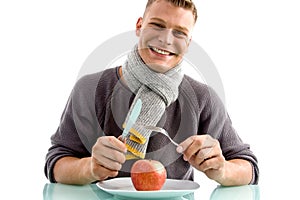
left=130, top=159, right=167, bottom=191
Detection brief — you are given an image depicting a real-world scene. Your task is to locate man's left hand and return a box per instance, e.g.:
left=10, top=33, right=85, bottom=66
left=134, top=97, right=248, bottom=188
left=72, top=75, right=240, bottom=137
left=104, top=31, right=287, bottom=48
left=177, top=135, right=226, bottom=182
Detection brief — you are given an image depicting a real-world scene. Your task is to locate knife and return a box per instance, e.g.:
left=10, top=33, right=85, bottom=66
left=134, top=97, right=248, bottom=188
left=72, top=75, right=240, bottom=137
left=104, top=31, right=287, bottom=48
left=122, top=98, right=142, bottom=139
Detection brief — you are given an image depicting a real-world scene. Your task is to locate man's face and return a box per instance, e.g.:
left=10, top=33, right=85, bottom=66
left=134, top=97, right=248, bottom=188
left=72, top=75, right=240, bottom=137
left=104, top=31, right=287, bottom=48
left=136, top=0, right=195, bottom=73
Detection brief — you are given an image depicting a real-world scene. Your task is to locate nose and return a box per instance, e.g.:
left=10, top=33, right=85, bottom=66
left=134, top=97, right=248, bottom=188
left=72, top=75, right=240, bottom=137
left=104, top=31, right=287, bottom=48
left=158, top=29, right=174, bottom=45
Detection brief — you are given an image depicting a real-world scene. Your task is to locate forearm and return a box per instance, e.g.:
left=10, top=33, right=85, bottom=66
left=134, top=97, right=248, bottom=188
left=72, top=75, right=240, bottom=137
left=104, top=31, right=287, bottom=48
left=217, top=159, right=253, bottom=186
left=53, top=156, right=95, bottom=185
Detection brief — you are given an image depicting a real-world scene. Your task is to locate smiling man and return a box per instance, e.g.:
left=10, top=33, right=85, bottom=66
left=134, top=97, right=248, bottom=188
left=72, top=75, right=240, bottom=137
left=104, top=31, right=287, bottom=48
left=136, top=0, right=195, bottom=73
left=45, top=0, right=259, bottom=186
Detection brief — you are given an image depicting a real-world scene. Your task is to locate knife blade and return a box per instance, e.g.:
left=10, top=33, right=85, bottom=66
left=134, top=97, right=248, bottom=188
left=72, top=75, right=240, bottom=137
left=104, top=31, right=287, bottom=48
left=122, top=98, right=142, bottom=139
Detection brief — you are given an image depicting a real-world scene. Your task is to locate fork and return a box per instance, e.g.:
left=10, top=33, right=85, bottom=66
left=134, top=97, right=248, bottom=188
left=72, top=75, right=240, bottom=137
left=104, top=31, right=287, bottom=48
left=142, top=125, right=179, bottom=147
left=142, top=126, right=214, bottom=158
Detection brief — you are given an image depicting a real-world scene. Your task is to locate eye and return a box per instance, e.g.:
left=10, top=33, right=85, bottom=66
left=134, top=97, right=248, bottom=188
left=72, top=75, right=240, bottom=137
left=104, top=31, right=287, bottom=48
left=172, top=30, right=188, bottom=38
left=149, top=22, right=165, bottom=30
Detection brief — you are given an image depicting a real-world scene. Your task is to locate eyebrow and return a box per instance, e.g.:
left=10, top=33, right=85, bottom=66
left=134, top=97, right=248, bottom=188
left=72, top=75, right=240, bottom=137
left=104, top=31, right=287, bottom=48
left=149, top=17, right=190, bottom=33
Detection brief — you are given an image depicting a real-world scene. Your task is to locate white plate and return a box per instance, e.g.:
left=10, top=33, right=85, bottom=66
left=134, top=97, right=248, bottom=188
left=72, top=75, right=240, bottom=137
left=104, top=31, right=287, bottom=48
left=96, top=177, right=200, bottom=199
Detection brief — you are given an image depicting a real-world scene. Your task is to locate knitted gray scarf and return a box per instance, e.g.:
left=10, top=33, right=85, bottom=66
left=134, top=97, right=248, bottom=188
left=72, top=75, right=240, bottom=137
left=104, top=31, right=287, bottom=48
left=122, top=45, right=184, bottom=159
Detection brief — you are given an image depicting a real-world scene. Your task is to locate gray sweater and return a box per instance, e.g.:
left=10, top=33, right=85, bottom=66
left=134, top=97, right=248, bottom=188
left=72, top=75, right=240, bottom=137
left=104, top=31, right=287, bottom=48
left=45, top=67, right=259, bottom=184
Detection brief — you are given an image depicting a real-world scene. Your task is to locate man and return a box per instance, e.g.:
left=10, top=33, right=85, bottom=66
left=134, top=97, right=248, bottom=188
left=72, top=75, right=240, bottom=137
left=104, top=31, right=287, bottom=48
left=45, top=0, right=259, bottom=186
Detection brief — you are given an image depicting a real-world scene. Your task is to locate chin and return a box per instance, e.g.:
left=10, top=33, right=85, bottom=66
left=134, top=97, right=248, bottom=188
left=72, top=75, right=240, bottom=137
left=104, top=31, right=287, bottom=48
left=147, top=63, right=172, bottom=73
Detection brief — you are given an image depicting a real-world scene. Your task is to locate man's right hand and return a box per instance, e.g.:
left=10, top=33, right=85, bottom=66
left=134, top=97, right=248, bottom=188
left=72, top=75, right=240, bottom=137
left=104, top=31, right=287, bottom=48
left=91, top=136, right=127, bottom=181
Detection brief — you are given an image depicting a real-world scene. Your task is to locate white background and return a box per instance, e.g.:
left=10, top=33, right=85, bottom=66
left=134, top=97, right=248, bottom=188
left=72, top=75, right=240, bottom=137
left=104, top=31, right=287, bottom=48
left=0, top=0, right=299, bottom=199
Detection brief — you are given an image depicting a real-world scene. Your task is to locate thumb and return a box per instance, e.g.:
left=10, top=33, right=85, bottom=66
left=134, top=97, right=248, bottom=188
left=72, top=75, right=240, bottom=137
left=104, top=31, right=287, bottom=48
left=118, top=135, right=126, bottom=144
left=176, top=136, right=195, bottom=153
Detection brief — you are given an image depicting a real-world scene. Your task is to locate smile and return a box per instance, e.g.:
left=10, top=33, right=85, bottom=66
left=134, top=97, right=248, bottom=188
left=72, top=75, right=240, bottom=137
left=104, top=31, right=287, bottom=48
left=149, top=46, right=175, bottom=56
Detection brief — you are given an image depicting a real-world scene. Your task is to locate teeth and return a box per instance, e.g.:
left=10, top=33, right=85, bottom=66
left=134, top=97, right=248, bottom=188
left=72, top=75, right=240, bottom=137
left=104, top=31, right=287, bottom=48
left=152, top=47, right=170, bottom=55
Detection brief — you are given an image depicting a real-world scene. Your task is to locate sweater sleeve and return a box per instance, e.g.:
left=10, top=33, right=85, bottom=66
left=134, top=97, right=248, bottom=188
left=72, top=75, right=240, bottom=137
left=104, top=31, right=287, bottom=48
left=44, top=73, right=103, bottom=183
left=199, top=86, right=259, bottom=184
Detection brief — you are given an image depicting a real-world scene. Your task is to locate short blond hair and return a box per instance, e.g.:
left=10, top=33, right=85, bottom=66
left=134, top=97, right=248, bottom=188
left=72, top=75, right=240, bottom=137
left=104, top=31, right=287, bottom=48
left=145, top=0, right=198, bottom=23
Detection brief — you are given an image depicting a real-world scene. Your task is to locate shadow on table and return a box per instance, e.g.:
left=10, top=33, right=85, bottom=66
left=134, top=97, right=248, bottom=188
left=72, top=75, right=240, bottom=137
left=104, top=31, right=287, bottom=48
left=210, top=185, right=260, bottom=200
left=43, top=183, right=195, bottom=200
left=43, top=183, right=112, bottom=200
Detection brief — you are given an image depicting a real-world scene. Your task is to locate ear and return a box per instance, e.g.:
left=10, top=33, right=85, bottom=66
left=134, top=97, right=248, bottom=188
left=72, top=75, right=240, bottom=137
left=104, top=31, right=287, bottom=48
left=136, top=17, right=143, bottom=36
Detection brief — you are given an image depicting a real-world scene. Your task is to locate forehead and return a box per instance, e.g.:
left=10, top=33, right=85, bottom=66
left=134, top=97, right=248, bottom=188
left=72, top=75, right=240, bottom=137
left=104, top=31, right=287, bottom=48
left=144, top=0, right=195, bottom=31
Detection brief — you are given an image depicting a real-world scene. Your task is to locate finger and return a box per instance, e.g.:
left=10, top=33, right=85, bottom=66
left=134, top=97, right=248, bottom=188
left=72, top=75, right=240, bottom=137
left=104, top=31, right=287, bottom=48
left=198, top=156, right=225, bottom=172
left=101, top=136, right=127, bottom=153
left=191, top=147, right=214, bottom=165
left=93, top=141, right=126, bottom=165
left=197, top=147, right=214, bottom=158
left=91, top=158, right=119, bottom=180
left=176, top=136, right=196, bottom=153
left=177, top=135, right=215, bottom=153
left=198, top=139, right=222, bottom=160
left=92, top=137, right=126, bottom=170
left=102, top=146, right=126, bottom=164
left=194, top=140, right=222, bottom=165
left=182, top=137, right=210, bottom=161
left=189, top=156, right=213, bottom=172
left=118, top=135, right=127, bottom=144
left=94, top=153, right=123, bottom=171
